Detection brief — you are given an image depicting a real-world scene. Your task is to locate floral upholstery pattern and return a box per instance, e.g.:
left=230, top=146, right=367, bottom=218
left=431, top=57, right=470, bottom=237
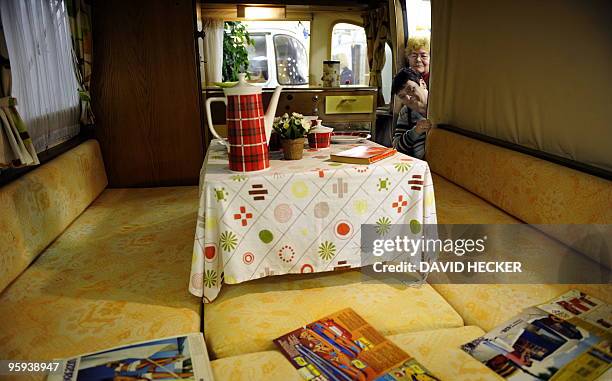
left=210, top=326, right=497, bottom=381
left=426, top=128, right=612, bottom=225
left=204, top=269, right=463, bottom=359
left=0, top=186, right=201, bottom=361
left=432, top=174, right=519, bottom=224
left=432, top=284, right=612, bottom=332
left=427, top=128, right=611, bottom=266
left=211, top=351, right=302, bottom=381
left=387, top=326, right=500, bottom=381
left=0, top=140, right=107, bottom=292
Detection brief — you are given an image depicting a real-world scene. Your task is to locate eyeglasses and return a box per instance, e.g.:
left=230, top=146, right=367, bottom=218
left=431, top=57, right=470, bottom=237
left=408, top=52, right=429, bottom=60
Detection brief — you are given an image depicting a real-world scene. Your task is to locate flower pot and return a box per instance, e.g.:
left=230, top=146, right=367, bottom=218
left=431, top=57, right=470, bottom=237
left=281, top=138, right=305, bottom=160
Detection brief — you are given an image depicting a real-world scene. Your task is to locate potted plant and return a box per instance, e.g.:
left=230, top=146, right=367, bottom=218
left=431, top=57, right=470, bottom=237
left=273, top=113, right=311, bottom=160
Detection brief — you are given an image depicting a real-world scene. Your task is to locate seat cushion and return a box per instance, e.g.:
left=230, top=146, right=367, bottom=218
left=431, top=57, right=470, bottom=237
left=211, top=350, right=302, bottom=381
left=432, top=173, right=520, bottom=224
left=0, top=140, right=107, bottom=292
left=0, top=186, right=201, bottom=361
left=387, top=326, right=499, bottom=380
left=432, top=284, right=612, bottom=331
left=204, top=269, right=464, bottom=359
left=210, top=326, right=497, bottom=381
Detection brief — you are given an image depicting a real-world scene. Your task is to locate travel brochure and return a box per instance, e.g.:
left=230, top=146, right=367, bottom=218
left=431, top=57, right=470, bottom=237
left=47, top=333, right=213, bottom=381
left=461, top=290, right=611, bottom=380
left=44, top=291, right=610, bottom=381
left=273, top=308, right=440, bottom=381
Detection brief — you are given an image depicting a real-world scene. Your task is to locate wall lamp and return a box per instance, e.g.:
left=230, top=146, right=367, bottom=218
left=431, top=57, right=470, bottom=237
left=236, top=5, right=287, bottom=20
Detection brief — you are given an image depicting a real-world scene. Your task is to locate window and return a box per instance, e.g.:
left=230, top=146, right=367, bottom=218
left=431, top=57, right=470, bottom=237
left=238, top=20, right=310, bottom=87
left=0, top=0, right=80, bottom=152
left=381, top=43, right=393, bottom=104
left=273, top=34, right=308, bottom=85
left=332, top=23, right=393, bottom=104
left=405, top=0, right=431, bottom=37
left=247, top=34, right=268, bottom=82
left=331, top=23, right=368, bottom=86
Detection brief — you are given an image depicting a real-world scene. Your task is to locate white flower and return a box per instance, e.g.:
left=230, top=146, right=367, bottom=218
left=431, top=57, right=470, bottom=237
left=301, top=118, right=311, bottom=131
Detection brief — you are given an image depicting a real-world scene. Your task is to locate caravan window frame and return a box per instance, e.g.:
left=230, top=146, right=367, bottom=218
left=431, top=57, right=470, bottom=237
left=329, top=20, right=393, bottom=104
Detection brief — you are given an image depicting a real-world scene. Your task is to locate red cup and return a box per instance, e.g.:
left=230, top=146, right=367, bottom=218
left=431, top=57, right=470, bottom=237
left=308, top=131, right=332, bottom=149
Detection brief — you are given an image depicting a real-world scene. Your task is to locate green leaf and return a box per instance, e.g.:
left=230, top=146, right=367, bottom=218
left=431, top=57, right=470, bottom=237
left=222, top=21, right=254, bottom=81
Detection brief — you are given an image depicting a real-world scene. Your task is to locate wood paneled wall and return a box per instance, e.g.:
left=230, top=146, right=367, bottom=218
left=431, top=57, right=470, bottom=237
left=91, top=0, right=204, bottom=187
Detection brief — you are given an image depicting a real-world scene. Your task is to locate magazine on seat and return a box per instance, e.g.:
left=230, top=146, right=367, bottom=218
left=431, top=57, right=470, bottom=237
left=274, top=307, right=440, bottom=381
left=47, top=333, right=214, bottom=381
left=461, top=290, right=611, bottom=380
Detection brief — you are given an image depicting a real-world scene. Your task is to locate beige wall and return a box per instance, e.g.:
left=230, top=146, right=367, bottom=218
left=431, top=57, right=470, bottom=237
left=430, top=0, right=612, bottom=171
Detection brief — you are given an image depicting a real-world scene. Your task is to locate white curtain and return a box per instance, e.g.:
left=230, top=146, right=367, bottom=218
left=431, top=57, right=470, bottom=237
left=203, top=18, right=224, bottom=84
left=0, top=0, right=80, bottom=152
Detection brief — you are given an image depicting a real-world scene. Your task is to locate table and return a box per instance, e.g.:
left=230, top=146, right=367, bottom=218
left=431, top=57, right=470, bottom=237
left=189, top=140, right=437, bottom=302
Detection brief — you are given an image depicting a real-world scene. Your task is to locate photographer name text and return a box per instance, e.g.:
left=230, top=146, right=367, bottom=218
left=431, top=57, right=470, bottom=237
left=373, top=261, right=522, bottom=273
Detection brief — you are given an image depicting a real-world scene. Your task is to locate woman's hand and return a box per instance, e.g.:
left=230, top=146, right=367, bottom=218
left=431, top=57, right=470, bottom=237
left=414, top=119, right=432, bottom=134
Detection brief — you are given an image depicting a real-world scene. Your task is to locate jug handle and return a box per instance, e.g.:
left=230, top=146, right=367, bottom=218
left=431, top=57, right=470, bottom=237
left=205, top=97, right=229, bottom=151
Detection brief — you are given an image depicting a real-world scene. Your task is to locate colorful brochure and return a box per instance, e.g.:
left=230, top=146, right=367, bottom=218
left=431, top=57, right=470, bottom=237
left=461, top=290, right=611, bottom=380
left=48, top=333, right=213, bottom=381
left=273, top=308, right=440, bottom=381
left=537, top=289, right=612, bottom=337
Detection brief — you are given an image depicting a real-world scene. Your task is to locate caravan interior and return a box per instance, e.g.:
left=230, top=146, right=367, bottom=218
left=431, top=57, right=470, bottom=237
left=0, top=0, right=610, bottom=380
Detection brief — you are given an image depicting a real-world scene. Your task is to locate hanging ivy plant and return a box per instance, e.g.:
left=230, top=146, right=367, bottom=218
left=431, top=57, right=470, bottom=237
left=222, top=21, right=254, bottom=82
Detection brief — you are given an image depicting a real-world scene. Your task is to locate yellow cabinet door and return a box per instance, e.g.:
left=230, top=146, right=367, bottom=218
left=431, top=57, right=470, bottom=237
left=325, top=95, right=374, bottom=114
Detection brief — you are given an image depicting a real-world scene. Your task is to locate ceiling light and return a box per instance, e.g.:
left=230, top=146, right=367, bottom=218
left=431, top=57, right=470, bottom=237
left=237, top=5, right=286, bottom=20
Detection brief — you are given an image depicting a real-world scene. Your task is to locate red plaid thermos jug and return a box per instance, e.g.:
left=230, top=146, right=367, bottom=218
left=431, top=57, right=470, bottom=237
left=205, top=73, right=282, bottom=172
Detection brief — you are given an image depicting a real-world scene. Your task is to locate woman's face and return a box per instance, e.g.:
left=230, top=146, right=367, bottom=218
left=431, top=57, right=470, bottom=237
left=408, top=48, right=430, bottom=74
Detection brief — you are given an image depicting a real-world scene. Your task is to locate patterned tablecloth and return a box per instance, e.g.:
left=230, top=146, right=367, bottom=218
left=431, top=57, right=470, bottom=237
left=189, top=140, right=437, bottom=302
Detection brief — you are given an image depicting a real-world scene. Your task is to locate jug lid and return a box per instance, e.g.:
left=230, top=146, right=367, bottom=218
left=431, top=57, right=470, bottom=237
left=224, top=73, right=262, bottom=96
left=309, top=120, right=333, bottom=133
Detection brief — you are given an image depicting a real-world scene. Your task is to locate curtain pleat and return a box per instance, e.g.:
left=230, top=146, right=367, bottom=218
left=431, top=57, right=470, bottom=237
left=363, top=4, right=390, bottom=106
left=0, top=20, right=39, bottom=168
left=203, top=18, right=224, bottom=84
left=66, top=0, right=94, bottom=126
left=1, top=0, right=80, bottom=153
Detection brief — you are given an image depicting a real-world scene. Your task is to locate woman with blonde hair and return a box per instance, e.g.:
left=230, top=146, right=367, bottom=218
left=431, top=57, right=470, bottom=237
left=405, top=36, right=430, bottom=86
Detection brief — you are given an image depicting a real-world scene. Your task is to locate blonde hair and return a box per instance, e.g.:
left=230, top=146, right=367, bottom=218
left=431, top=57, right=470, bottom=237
left=406, top=36, right=430, bottom=54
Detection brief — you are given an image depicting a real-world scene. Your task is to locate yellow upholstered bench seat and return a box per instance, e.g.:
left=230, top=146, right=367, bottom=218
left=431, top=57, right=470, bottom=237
left=432, top=174, right=520, bottom=224
left=210, top=326, right=496, bottom=381
left=204, top=269, right=464, bottom=359
left=431, top=284, right=612, bottom=332
left=0, top=186, right=201, bottom=361
left=426, top=129, right=611, bottom=333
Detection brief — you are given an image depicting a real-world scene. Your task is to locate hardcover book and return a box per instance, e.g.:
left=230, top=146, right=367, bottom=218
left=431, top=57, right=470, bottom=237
left=330, top=146, right=397, bottom=164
